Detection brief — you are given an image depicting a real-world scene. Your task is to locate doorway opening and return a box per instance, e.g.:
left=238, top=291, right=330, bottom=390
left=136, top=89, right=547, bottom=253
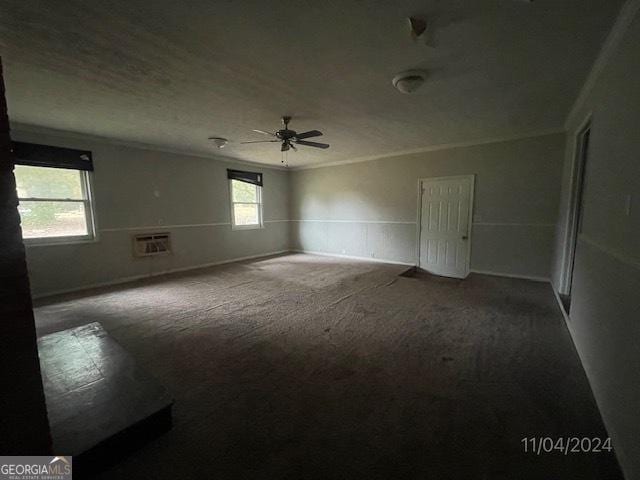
left=559, top=120, right=592, bottom=313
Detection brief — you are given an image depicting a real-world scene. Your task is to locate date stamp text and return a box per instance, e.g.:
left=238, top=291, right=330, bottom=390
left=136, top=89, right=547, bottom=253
left=521, top=437, right=612, bottom=455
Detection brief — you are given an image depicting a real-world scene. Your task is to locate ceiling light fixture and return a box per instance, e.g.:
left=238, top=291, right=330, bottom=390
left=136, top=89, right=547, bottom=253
left=208, top=137, right=228, bottom=148
left=392, top=70, right=427, bottom=94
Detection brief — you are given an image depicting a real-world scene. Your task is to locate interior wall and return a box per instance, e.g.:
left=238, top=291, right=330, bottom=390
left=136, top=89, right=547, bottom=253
left=0, top=60, right=51, bottom=454
left=550, top=5, right=640, bottom=479
left=290, top=133, right=565, bottom=280
left=11, top=127, right=290, bottom=297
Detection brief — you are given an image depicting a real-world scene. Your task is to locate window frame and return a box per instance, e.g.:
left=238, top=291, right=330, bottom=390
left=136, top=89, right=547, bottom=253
left=229, top=179, right=264, bottom=230
left=16, top=167, right=98, bottom=246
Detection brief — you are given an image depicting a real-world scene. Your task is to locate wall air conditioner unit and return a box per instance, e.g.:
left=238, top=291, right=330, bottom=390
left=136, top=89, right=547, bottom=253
left=133, top=232, right=171, bottom=257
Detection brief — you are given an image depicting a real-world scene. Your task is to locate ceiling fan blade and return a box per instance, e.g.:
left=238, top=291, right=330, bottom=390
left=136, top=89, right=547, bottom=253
left=295, top=130, right=323, bottom=140
left=295, top=140, right=330, bottom=149
left=253, top=129, right=276, bottom=136
left=240, top=140, right=279, bottom=144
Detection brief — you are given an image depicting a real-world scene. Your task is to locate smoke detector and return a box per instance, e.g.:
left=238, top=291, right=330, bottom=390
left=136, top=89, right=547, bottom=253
left=208, top=137, right=228, bottom=148
left=392, top=70, right=427, bottom=94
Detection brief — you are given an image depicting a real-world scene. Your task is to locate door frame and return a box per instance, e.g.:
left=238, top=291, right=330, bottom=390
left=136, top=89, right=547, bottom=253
left=415, top=174, right=476, bottom=277
left=558, top=115, right=592, bottom=296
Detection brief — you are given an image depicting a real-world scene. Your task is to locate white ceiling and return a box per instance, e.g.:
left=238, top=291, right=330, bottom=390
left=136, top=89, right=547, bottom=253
left=0, top=0, right=624, bottom=167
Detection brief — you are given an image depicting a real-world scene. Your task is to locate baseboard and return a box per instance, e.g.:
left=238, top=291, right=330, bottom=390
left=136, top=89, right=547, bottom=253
left=292, top=249, right=415, bottom=267
left=291, top=252, right=551, bottom=279
left=33, top=252, right=550, bottom=299
left=552, top=287, right=572, bottom=325
left=470, top=269, right=550, bottom=283
left=31, top=250, right=290, bottom=299
left=550, top=273, right=627, bottom=479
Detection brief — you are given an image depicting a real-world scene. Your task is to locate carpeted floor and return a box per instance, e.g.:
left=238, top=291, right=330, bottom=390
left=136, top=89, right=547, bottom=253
left=34, top=253, right=621, bottom=479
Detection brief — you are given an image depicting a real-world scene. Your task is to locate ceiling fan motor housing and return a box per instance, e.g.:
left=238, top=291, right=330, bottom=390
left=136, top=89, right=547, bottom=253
left=241, top=116, right=330, bottom=152
left=277, top=129, right=297, bottom=140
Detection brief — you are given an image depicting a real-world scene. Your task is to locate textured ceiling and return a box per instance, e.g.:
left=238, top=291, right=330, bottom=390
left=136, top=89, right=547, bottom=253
left=0, top=0, right=624, bottom=166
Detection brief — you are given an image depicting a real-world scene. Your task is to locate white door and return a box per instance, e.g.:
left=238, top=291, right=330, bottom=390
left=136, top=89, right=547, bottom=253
left=418, top=175, right=474, bottom=278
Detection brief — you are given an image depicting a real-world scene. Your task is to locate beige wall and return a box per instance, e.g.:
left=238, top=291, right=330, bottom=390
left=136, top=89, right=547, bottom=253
left=290, top=132, right=566, bottom=279
left=550, top=5, right=640, bottom=479
left=12, top=127, right=290, bottom=297
left=18, top=128, right=565, bottom=295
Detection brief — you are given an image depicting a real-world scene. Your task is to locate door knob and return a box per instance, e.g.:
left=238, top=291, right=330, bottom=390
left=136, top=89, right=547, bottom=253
left=462, top=235, right=468, bottom=240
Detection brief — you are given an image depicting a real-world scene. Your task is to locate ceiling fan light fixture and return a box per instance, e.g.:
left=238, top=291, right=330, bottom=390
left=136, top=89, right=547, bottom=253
left=408, top=17, right=427, bottom=39
left=392, top=70, right=427, bottom=94
left=241, top=117, right=330, bottom=152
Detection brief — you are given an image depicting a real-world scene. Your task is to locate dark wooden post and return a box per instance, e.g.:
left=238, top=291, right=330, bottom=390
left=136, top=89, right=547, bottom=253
left=0, top=57, right=52, bottom=454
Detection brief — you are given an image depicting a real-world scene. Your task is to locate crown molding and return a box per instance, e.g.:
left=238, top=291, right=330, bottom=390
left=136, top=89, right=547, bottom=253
left=289, top=129, right=564, bottom=171
left=9, top=122, right=289, bottom=171
left=564, top=0, right=640, bottom=130
left=10, top=121, right=564, bottom=173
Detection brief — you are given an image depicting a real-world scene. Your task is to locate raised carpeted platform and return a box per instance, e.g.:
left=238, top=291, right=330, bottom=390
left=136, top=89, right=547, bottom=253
left=38, top=322, right=173, bottom=476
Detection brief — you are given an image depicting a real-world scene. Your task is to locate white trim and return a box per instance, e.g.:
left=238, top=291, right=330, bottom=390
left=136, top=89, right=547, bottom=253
left=18, top=168, right=98, bottom=246
left=291, top=129, right=564, bottom=171
left=552, top=287, right=571, bottom=325
left=470, top=269, right=550, bottom=283
left=31, top=250, right=290, bottom=299
left=85, top=170, right=99, bottom=241
left=229, top=178, right=264, bottom=230
left=12, top=123, right=563, bottom=173
left=291, top=249, right=415, bottom=267
left=579, top=234, right=640, bottom=271
left=24, top=237, right=100, bottom=248
left=290, top=251, right=550, bottom=282
left=416, top=175, right=475, bottom=279
left=291, top=219, right=416, bottom=225
left=19, top=197, right=87, bottom=203
left=100, top=222, right=231, bottom=232
left=415, top=179, right=423, bottom=266
left=10, top=112, right=569, bottom=175
left=231, top=224, right=264, bottom=231
left=96, top=220, right=556, bottom=234
left=564, top=0, right=640, bottom=129
left=98, top=220, right=290, bottom=233
left=288, top=220, right=554, bottom=227
left=558, top=116, right=592, bottom=295
left=10, top=122, right=288, bottom=171
left=472, top=222, right=555, bottom=228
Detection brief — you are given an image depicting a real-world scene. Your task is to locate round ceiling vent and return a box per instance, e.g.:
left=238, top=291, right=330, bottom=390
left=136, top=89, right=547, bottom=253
left=392, top=70, right=427, bottom=94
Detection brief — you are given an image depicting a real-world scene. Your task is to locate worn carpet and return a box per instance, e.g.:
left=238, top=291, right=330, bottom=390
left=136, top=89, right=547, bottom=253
left=34, top=253, right=621, bottom=479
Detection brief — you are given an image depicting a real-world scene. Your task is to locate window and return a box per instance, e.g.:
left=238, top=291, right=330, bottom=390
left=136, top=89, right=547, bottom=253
left=13, top=142, right=96, bottom=243
left=228, top=169, right=263, bottom=229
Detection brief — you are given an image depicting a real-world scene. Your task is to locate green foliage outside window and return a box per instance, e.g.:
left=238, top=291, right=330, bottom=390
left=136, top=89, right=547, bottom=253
left=15, top=165, right=90, bottom=238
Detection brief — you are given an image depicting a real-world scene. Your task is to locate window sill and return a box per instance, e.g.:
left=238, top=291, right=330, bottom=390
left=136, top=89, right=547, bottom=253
left=231, top=224, right=264, bottom=231
left=23, top=236, right=98, bottom=247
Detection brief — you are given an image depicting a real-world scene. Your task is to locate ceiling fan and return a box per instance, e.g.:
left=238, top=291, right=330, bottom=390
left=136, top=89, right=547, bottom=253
left=241, top=116, right=330, bottom=152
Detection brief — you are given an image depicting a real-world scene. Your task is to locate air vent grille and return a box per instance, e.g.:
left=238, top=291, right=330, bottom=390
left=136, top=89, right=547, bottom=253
left=133, top=232, right=171, bottom=257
